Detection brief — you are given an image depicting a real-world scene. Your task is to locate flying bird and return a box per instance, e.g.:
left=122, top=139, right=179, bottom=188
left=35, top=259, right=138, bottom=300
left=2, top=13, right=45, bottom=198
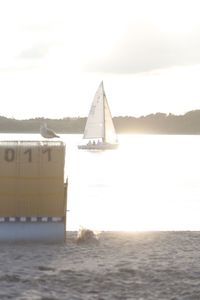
left=40, top=123, right=60, bottom=138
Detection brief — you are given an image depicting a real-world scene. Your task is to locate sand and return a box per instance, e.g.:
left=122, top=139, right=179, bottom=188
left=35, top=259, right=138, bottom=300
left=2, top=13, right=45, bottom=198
left=0, top=231, right=199, bottom=299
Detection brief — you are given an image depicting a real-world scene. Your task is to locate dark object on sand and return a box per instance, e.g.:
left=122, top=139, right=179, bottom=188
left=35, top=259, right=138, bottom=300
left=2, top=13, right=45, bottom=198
left=76, top=228, right=99, bottom=244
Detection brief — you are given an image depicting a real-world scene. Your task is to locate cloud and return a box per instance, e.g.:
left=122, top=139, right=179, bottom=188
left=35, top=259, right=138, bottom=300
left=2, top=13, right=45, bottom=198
left=82, top=26, right=200, bottom=74
left=78, top=0, right=200, bottom=74
left=18, top=44, right=50, bottom=59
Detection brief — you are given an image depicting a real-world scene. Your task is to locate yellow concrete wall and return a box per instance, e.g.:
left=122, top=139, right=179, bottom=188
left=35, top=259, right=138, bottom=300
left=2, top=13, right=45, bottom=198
left=0, top=141, right=65, bottom=217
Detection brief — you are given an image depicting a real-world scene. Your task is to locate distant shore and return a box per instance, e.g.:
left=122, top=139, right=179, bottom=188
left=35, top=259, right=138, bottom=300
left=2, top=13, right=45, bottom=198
left=1, top=110, right=200, bottom=134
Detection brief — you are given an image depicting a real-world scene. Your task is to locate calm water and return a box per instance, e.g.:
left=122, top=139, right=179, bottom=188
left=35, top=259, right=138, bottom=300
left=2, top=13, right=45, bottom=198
left=0, top=134, right=200, bottom=300
left=65, top=134, right=200, bottom=231
left=2, top=133, right=200, bottom=231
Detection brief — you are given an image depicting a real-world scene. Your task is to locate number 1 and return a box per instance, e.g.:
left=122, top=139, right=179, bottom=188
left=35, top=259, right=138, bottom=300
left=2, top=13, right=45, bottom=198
left=24, top=149, right=32, bottom=162
left=42, top=148, right=51, bottom=161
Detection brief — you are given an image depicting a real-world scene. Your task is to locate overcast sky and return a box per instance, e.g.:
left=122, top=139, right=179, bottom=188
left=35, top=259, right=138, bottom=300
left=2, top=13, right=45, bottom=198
left=0, top=0, right=200, bottom=118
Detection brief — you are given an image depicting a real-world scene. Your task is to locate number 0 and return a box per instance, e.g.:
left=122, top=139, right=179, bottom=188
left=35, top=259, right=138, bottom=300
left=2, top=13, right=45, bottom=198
left=5, top=148, right=15, bottom=162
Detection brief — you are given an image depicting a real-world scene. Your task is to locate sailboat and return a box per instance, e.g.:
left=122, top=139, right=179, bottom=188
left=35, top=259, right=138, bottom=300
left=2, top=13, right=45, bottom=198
left=78, top=81, right=118, bottom=150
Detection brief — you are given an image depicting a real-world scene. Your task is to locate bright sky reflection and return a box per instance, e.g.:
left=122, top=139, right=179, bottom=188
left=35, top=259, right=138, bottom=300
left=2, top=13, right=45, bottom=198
left=65, top=134, right=200, bottom=231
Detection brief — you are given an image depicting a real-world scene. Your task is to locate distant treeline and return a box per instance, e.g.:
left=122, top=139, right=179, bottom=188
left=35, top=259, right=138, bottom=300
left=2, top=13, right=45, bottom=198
left=1, top=110, right=200, bottom=134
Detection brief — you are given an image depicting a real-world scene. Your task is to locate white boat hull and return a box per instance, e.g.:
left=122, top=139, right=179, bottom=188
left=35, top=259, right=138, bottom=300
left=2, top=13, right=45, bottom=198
left=78, top=143, right=118, bottom=150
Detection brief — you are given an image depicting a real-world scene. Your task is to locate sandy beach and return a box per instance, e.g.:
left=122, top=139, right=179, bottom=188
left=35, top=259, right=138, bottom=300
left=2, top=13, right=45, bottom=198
left=0, top=231, right=199, bottom=299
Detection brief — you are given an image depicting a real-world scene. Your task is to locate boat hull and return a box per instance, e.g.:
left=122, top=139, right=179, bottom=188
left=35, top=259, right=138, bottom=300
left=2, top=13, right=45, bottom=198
left=78, top=143, right=118, bottom=150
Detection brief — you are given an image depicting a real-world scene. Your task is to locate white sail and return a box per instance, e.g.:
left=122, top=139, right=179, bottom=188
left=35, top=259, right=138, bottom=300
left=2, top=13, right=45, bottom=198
left=103, top=91, right=118, bottom=144
left=79, top=81, right=118, bottom=150
left=83, top=82, right=105, bottom=139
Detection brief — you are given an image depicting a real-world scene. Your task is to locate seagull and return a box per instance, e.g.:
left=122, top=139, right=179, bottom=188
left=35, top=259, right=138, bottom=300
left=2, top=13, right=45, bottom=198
left=40, top=123, right=60, bottom=138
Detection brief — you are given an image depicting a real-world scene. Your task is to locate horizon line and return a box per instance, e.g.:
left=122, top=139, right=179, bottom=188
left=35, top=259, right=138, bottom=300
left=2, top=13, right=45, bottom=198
left=2, top=109, right=200, bottom=121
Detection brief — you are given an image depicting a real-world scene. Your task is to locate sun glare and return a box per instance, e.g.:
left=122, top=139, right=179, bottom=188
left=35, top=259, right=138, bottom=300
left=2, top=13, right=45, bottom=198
left=67, top=134, right=200, bottom=232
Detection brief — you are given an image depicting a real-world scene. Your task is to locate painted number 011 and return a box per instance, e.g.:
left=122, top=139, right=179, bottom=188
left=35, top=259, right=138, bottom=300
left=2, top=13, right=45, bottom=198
left=4, top=148, right=52, bottom=162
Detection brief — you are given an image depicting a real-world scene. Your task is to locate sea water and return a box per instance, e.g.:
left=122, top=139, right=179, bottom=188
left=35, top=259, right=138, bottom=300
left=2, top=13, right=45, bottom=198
left=65, top=134, right=200, bottom=232
left=0, top=133, right=200, bottom=299
left=1, top=133, right=200, bottom=231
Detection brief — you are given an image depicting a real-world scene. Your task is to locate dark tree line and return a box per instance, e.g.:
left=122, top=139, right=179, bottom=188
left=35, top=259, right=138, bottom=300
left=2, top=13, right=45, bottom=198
left=1, top=110, right=200, bottom=134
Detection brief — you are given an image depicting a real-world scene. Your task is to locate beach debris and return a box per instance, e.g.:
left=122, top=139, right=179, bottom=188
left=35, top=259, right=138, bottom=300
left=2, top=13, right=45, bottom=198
left=76, top=227, right=99, bottom=244
left=40, top=123, right=59, bottom=138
